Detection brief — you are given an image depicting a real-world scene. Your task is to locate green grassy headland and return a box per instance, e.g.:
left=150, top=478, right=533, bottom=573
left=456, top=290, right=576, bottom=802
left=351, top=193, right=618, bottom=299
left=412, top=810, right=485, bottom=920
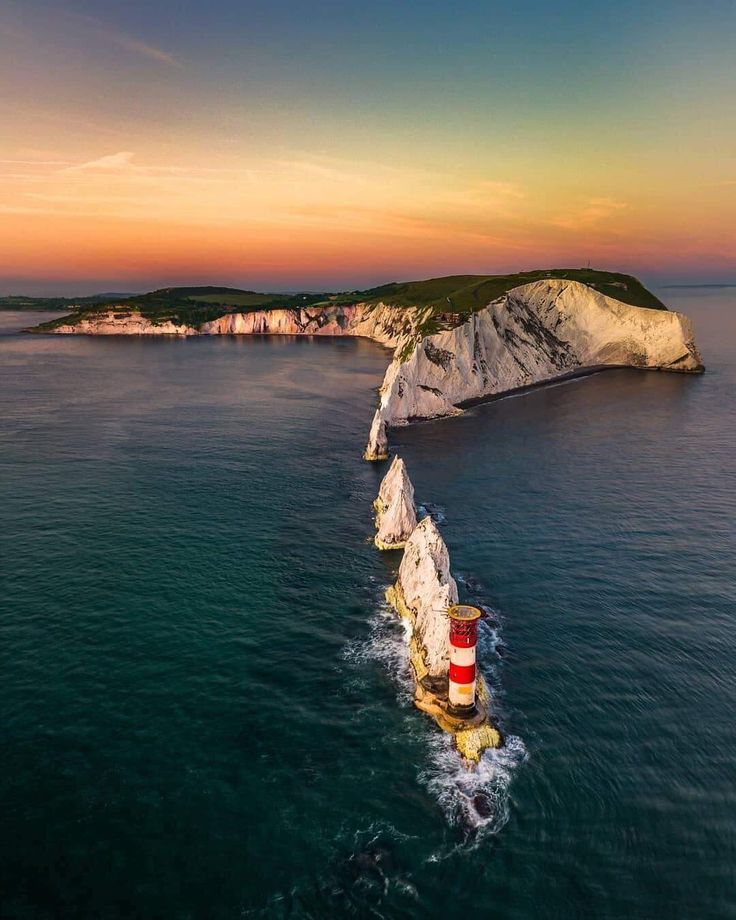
left=27, top=270, right=667, bottom=332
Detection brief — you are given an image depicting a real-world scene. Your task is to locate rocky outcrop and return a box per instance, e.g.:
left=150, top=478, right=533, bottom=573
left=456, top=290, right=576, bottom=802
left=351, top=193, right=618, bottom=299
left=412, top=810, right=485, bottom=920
left=384, top=512, right=502, bottom=761
left=364, top=279, right=704, bottom=458
left=373, top=456, right=417, bottom=550
left=388, top=516, right=458, bottom=677
left=363, top=411, right=389, bottom=461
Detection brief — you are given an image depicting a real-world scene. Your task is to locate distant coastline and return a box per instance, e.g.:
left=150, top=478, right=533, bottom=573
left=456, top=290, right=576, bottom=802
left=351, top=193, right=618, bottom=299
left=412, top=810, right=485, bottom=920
left=660, top=283, right=736, bottom=289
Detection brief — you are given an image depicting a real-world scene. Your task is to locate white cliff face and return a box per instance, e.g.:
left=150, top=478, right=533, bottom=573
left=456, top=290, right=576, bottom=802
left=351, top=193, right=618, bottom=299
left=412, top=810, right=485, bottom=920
left=51, top=301, right=421, bottom=348
left=396, top=517, right=458, bottom=677
left=202, top=301, right=421, bottom=348
left=364, top=279, right=704, bottom=456
left=374, top=456, right=417, bottom=550
left=50, top=312, right=196, bottom=335
left=202, top=305, right=360, bottom=337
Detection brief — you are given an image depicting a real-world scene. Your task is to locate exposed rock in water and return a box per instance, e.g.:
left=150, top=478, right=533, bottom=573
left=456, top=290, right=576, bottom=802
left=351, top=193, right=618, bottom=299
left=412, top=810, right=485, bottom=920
left=385, top=514, right=502, bottom=761
left=389, top=516, right=458, bottom=677
left=373, top=456, right=417, bottom=550
left=363, top=410, right=388, bottom=461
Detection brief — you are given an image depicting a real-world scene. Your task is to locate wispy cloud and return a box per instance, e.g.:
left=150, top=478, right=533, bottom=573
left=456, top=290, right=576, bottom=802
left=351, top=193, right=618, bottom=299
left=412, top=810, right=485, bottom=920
left=110, top=34, right=178, bottom=66
left=553, top=197, right=628, bottom=230
left=62, top=151, right=136, bottom=173
left=64, top=11, right=180, bottom=67
left=477, top=180, right=525, bottom=199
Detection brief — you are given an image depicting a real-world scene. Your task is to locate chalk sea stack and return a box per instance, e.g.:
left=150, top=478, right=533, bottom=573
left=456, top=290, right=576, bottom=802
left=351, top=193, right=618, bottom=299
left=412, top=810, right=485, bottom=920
left=373, top=456, right=417, bottom=549
left=364, top=411, right=389, bottom=462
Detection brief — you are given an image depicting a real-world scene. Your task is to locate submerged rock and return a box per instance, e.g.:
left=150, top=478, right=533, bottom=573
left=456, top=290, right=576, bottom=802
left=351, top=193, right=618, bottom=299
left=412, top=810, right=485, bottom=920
left=373, top=456, right=417, bottom=550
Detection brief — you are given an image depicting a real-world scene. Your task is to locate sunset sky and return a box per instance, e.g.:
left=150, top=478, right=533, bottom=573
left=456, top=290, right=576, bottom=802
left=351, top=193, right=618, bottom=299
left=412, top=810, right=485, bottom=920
left=1, top=0, right=734, bottom=295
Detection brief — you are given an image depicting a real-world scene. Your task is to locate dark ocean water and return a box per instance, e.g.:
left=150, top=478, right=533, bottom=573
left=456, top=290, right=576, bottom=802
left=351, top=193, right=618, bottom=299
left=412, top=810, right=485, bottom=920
left=0, top=291, right=734, bottom=919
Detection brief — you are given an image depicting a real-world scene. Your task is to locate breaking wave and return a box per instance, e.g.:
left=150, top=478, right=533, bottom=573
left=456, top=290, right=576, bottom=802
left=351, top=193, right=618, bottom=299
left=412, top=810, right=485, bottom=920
left=420, top=732, right=527, bottom=850
left=345, top=585, right=526, bottom=845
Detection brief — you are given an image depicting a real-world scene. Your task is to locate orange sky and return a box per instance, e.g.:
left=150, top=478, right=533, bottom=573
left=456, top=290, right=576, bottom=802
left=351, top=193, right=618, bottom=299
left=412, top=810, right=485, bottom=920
left=1, top=1, right=734, bottom=293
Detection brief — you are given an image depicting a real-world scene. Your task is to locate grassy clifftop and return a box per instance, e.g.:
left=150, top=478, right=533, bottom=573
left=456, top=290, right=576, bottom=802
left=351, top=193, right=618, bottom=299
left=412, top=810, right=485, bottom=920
left=338, top=269, right=666, bottom=311
left=34, top=287, right=333, bottom=331
left=335, top=269, right=667, bottom=340
left=31, top=270, right=667, bottom=331
left=0, top=293, right=136, bottom=312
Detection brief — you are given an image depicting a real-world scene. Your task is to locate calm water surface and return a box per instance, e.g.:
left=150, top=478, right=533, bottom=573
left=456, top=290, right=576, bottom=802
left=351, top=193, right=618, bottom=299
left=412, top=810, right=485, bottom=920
left=1, top=293, right=734, bottom=919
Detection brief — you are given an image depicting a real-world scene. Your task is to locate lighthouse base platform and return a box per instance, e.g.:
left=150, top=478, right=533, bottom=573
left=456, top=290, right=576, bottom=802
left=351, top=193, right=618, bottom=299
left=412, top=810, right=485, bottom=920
left=415, top=676, right=503, bottom=763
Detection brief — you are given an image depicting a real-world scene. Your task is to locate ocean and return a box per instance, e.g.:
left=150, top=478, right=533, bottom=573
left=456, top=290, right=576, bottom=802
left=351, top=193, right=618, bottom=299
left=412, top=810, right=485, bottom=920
left=1, top=289, right=734, bottom=918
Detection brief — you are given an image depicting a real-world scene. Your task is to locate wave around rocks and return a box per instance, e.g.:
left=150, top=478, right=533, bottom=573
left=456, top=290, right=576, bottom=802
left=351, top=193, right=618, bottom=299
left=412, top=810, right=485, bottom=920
left=345, top=588, right=526, bottom=844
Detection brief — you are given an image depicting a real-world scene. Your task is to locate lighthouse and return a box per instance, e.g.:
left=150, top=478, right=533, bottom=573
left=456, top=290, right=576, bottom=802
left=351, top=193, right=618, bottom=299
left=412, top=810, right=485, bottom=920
left=448, top=604, right=482, bottom=715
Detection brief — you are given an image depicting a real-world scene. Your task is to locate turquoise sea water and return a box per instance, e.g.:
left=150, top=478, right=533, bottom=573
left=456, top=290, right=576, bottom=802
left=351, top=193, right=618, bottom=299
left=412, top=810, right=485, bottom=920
left=1, top=290, right=734, bottom=918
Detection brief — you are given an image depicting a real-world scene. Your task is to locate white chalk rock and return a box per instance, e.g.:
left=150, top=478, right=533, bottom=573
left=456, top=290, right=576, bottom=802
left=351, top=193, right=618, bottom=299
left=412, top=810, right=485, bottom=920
left=373, top=279, right=704, bottom=432
left=49, top=311, right=195, bottom=335
left=396, top=517, right=458, bottom=677
left=51, top=301, right=421, bottom=349
left=364, top=410, right=388, bottom=461
left=374, top=456, right=417, bottom=549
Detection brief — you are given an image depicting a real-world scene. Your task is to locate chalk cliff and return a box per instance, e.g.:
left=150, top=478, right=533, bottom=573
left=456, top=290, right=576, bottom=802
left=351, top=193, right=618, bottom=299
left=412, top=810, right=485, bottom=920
left=47, top=279, right=704, bottom=462
left=49, top=313, right=197, bottom=335
left=373, top=455, right=417, bottom=550
left=49, top=302, right=418, bottom=349
left=364, top=279, right=703, bottom=458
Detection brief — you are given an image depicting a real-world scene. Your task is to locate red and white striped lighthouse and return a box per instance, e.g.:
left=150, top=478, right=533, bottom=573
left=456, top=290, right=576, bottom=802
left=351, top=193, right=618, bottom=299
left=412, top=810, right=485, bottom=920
left=448, top=604, right=482, bottom=714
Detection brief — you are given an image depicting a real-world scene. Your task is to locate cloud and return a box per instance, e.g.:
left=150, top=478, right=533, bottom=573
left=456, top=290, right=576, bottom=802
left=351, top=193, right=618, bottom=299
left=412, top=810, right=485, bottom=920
left=64, top=11, right=179, bottom=67
left=62, top=151, right=136, bottom=173
left=109, top=35, right=178, bottom=67
left=0, top=158, right=73, bottom=167
left=553, top=197, right=628, bottom=230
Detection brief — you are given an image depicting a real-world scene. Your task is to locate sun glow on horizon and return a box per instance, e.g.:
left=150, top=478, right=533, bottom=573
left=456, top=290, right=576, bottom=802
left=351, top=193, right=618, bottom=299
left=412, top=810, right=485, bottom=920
left=1, top=0, right=734, bottom=293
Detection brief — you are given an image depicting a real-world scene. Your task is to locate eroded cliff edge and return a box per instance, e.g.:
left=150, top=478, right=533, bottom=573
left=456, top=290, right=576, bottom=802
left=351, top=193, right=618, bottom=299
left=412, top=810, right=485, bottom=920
left=364, top=279, right=703, bottom=458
